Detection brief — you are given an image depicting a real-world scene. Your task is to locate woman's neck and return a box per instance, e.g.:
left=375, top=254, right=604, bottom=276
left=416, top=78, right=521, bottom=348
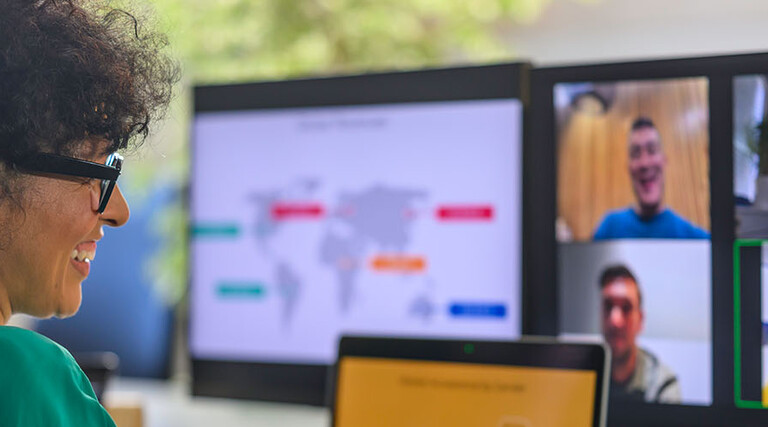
left=0, top=286, right=10, bottom=326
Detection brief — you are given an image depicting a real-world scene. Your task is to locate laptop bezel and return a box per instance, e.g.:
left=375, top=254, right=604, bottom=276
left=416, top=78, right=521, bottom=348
left=330, top=335, right=610, bottom=427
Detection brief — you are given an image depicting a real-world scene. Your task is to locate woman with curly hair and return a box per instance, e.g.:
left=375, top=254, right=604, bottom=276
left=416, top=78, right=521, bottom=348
left=0, top=0, right=178, bottom=425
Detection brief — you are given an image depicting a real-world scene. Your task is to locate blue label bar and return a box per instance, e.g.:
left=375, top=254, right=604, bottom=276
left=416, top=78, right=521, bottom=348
left=449, top=303, right=506, bottom=318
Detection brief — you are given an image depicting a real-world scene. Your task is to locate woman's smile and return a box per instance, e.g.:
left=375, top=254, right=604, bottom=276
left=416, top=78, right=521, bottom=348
left=69, top=240, right=97, bottom=277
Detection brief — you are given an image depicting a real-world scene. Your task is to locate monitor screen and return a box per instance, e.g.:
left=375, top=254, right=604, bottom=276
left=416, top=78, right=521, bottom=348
left=332, top=336, right=608, bottom=427
left=189, top=64, right=528, bottom=404
left=734, top=240, right=768, bottom=408
left=335, top=357, right=597, bottom=427
left=733, top=73, right=768, bottom=409
left=554, top=76, right=712, bottom=406
left=528, top=52, right=768, bottom=425
left=191, top=99, right=523, bottom=362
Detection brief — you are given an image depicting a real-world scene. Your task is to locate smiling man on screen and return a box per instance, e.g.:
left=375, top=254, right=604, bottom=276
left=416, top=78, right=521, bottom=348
left=593, top=117, right=709, bottom=240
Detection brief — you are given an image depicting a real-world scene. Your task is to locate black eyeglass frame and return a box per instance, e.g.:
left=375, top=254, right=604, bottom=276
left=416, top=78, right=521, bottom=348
left=14, top=152, right=123, bottom=214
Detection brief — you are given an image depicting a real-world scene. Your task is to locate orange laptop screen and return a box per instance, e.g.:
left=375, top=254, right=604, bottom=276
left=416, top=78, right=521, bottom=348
left=335, top=356, right=598, bottom=427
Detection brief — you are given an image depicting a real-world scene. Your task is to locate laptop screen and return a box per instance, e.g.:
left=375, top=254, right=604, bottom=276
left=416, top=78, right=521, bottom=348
left=333, top=337, right=608, bottom=427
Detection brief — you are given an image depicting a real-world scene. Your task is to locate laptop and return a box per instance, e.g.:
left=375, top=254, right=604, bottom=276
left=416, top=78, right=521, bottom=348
left=332, top=336, right=609, bottom=427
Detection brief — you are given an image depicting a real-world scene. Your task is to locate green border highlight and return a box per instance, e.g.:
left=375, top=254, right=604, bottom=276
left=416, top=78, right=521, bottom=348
left=190, top=223, right=240, bottom=238
left=734, top=239, right=767, bottom=409
left=217, top=282, right=266, bottom=298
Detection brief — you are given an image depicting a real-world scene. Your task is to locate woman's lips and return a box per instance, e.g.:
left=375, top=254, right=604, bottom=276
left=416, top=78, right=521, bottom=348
left=70, top=257, right=91, bottom=277
left=70, top=241, right=97, bottom=277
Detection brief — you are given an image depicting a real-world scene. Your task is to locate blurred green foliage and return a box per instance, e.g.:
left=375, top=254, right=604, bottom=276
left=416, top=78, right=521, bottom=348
left=152, top=0, right=557, bottom=83
left=138, top=0, right=581, bottom=305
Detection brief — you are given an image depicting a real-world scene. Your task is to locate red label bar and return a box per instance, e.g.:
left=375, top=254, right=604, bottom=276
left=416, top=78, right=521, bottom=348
left=271, top=203, right=325, bottom=220
left=436, top=205, right=494, bottom=221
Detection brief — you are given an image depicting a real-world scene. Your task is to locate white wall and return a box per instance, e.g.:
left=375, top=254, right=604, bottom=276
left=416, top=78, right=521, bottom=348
left=504, top=0, right=768, bottom=66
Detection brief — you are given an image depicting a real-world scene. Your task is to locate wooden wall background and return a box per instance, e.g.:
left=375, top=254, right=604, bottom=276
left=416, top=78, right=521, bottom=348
left=557, top=78, right=709, bottom=241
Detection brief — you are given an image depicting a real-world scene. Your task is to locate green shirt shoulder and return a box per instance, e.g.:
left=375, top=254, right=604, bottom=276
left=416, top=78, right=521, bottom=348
left=0, top=326, right=116, bottom=427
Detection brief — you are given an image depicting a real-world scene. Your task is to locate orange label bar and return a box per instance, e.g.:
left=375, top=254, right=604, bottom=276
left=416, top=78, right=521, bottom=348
left=271, top=203, right=325, bottom=220
left=370, top=255, right=427, bottom=273
left=436, top=205, right=494, bottom=221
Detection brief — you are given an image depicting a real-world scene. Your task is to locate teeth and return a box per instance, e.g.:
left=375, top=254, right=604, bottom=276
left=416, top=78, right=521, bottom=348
left=71, top=249, right=95, bottom=262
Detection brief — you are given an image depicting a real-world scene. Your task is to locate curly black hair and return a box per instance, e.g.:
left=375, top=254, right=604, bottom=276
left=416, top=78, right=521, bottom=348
left=0, top=0, right=179, bottom=198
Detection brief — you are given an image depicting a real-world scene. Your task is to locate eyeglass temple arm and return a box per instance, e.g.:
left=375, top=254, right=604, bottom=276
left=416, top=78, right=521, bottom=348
left=16, top=153, right=120, bottom=181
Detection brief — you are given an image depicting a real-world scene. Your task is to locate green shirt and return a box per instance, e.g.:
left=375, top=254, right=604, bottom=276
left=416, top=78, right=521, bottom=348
left=0, top=326, right=116, bottom=427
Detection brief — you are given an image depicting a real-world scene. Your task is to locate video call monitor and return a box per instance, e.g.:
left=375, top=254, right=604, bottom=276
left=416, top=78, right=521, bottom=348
left=189, top=63, right=529, bottom=405
left=557, top=75, right=712, bottom=407
left=734, top=72, right=768, bottom=410
left=332, top=336, right=609, bottom=427
left=530, top=53, right=768, bottom=425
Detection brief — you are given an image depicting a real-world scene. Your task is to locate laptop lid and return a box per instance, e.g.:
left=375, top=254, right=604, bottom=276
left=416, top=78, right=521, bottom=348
left=332, top=336, right=609, bottom=427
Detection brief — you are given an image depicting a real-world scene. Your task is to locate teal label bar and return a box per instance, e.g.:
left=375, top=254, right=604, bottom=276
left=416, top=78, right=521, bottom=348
left=191, top=223, right=240, bottom=238
left=217, top=282, right=266, bottom=298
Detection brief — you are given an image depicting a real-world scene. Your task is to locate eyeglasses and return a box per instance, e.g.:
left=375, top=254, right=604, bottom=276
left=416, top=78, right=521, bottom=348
left=14, top=152, right=123, bottom=214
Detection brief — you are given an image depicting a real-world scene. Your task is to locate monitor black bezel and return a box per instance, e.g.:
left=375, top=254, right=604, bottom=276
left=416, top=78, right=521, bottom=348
left=189, top=62, right=531, bottom=406
left=331, top=336, right=609, bottom=427
left=529, top=52, right=768, bottom=425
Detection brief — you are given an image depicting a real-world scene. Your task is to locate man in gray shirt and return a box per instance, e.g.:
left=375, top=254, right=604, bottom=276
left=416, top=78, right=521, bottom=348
left=599, top=265, right=681, bottom=403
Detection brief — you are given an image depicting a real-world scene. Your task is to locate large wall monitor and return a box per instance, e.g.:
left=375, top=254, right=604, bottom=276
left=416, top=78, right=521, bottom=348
left=530, top=53, right=768, bottom=425
left=190, top=64, right=529, bottom=405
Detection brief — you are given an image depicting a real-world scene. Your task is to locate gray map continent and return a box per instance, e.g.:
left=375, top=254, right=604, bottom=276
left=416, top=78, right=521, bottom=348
left=318, top=232, right=365, bottom=312
left=409, top=294, right=436, bottom=322
left=249, top=191, right=281, bottom=254
left=320, top=184, right=428, bottom=312
left=275, top=262, right=302, bottom=326
left=335, top=185, right=428, bottom=251
left=251, top=181, right=429, bottom=318
left=249, top=178, right=320, bottom=255
left=249, top=178, right=319, bottom=322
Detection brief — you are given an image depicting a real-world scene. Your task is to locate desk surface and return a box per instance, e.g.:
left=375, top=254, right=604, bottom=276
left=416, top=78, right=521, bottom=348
left=105, top=377, right=330, bottom=427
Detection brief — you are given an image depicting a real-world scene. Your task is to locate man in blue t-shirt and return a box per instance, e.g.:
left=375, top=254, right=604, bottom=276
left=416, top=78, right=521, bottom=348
left=593, top=117, right=709, bottom=240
